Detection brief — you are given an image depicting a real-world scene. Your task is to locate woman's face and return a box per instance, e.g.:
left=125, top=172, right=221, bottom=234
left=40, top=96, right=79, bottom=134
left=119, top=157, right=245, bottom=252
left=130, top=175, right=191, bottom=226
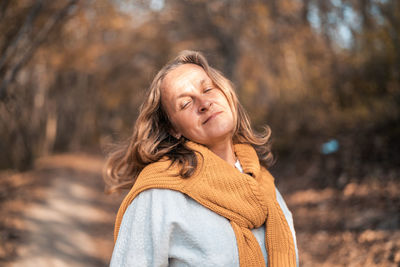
left=161, top=64, right=235, bottom=149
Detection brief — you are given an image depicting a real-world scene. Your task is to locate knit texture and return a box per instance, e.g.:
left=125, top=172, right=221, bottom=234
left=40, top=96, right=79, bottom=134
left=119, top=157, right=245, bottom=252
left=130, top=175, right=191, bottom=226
left=114, top=142, right=296, bottom=267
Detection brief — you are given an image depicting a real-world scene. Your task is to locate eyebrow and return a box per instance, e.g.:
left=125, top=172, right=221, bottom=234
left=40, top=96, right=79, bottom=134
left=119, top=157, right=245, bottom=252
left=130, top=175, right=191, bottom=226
left=175, top=79, right=210, bottom=100
left=176, top=92, right=191, bottom=100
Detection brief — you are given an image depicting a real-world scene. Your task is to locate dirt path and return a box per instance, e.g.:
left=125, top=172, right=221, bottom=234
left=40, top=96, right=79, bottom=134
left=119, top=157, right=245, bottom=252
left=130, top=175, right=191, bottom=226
left=0, top=154, right=123, bottom=267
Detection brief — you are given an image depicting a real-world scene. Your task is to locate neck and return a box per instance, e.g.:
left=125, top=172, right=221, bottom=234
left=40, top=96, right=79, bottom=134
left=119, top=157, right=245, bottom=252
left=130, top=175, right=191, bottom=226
left=207, top=140, right=236, bottom=167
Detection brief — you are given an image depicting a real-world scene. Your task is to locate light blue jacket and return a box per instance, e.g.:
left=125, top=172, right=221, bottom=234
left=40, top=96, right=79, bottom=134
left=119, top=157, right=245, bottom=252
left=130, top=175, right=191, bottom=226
left=111, top=162, right=298, bottom=267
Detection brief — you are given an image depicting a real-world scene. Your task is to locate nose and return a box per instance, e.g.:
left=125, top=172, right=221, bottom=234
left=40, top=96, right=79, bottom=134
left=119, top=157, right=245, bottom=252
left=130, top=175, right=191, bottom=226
left=198, top=97, right=212, bottom=113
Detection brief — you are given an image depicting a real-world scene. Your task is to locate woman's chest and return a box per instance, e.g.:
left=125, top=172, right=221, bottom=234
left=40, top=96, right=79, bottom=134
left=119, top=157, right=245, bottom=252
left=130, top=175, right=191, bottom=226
left=165, top=194, right=267, bottom=266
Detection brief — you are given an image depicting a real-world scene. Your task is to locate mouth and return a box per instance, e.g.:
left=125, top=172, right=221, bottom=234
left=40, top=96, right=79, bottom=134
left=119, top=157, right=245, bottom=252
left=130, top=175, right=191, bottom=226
left=203, top=111, right=222, bottom=124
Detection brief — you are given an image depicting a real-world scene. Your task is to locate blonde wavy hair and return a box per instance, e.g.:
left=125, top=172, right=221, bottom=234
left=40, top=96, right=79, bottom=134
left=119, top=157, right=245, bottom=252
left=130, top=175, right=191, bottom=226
left=104, top=50, right=274, bottom=193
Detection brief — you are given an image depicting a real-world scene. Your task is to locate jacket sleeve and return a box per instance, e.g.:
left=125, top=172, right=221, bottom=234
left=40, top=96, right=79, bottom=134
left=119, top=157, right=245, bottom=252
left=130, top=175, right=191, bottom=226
left=110, top=189, right=171, bottom=267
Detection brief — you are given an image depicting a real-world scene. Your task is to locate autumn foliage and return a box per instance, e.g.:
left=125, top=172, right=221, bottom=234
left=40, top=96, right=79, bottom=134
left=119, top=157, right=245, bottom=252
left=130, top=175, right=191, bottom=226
left=1, top=0, right=399, bottom=182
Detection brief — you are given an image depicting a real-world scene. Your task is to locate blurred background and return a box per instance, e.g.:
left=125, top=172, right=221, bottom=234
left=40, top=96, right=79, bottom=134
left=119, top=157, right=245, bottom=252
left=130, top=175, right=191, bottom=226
left=0, top=0, right=399, bottom=266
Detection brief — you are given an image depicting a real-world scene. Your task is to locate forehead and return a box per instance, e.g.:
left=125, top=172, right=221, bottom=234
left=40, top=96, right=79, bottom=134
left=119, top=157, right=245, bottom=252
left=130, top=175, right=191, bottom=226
left=161, top=64, right=211, bottom=96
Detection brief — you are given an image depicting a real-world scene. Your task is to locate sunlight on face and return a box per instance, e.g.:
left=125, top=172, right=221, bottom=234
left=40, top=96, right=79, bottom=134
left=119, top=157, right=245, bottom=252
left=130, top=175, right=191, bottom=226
left=161, top=64, right=235, bottom=149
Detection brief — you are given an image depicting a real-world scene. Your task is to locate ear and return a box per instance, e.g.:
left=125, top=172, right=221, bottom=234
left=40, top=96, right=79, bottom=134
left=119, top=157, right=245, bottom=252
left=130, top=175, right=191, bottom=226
left=169, top=127, right=181, bottom=140
left=164, top=110, right=181, bottom=139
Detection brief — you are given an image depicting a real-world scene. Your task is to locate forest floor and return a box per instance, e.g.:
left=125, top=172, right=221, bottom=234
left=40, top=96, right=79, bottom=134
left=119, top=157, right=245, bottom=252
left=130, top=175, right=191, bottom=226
left=274, top=162, right=400, bottom=267
left=0, top=153, right=399, bottom=266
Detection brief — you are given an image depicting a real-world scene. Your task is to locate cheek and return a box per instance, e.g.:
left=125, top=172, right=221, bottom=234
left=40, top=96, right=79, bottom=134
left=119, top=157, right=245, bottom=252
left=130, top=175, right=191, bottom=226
left=219, top=99, right=235, bottom=120
left=172, top=113, right=197, bottom=131
left=216, top=93, right=232, bottom=109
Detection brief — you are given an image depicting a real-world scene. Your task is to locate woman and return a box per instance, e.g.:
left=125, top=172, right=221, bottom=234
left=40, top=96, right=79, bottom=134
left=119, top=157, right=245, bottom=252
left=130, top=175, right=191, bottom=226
left=105, top=50, right=298, bottom=267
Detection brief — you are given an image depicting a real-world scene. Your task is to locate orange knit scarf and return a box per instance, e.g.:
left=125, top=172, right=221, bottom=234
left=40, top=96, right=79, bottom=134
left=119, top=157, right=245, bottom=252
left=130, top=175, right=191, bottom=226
left=114, top=142, right=296, bottom=267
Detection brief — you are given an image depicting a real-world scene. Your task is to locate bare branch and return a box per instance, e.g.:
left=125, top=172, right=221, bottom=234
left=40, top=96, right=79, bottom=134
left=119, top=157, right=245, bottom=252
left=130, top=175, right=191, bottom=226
left=0, top=0, right=79, bottom=101
left=0, top=0, right=11, bottom=21
left=0, top=0, right=43, bottom=72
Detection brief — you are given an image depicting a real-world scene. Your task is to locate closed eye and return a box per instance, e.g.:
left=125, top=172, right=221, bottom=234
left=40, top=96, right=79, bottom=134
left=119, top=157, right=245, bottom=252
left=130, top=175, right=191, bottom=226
left=180, top=100, right=191, bottom=109
left=204, top=88, right=213, bottom=93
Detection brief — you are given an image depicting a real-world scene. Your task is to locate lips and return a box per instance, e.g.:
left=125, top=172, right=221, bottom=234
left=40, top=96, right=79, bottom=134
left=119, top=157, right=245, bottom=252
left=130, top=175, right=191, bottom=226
left=203, top=111, right=222, bottom=124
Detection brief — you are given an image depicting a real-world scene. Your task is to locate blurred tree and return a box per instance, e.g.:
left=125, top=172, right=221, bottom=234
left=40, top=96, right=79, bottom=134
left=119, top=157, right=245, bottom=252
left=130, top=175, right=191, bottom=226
left=0, top=0, right=78, bottom=100
left=0, top=0, right=79, bottom=169
left=0, top=0, right=398, bottom=188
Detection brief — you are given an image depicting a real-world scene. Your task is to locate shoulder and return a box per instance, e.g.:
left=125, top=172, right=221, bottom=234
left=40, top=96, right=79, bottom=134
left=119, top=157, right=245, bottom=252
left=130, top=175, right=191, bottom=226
left=138, top=159, right=177, bottom=178
left=130, top=160, right=186, bottom=195
left=126, top=188, right=200, bottom=220
left=123, top=188, right=234, bottom=238
left=137, top=159, right=182, bottom=182
left=120, top=189, right=193, bottom=238
left=126, top=188, right=231, bottom=226
left=130, top=188, right=190, bottom=208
